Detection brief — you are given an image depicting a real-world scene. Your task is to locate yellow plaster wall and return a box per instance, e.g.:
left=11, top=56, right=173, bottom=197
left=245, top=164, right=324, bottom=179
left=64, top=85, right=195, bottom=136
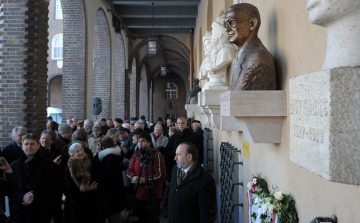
left=192, top=0, right=360, bottom=222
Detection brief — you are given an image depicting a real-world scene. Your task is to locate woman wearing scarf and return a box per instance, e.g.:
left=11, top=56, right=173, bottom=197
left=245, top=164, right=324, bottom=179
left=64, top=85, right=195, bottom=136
left=98, top=137, right=127, bottom=223
left=150, top=124, right=169, bottom=151
left=64, top=143, right=102, bottom=223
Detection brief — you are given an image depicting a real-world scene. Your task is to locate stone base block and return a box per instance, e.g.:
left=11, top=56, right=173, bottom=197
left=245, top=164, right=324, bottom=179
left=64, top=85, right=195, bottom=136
left=289, top=67, right=360, bottom=185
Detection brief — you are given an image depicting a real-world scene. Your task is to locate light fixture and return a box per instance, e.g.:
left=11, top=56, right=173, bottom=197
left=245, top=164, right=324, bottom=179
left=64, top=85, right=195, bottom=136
left=161, top=66, right=167, bottom=76
left=148, top=2, right=157, bottom=55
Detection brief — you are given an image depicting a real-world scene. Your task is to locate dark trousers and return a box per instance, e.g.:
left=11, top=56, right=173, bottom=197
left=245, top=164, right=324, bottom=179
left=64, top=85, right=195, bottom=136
left=135, top=198, right=161, bottom=223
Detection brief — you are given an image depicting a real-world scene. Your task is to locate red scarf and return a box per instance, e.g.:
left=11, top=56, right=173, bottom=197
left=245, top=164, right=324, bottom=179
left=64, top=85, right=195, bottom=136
left=153, top=132, right=160, bottom=141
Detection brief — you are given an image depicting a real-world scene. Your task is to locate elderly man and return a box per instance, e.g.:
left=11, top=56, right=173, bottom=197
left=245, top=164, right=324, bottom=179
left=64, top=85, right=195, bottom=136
left=84, top=119, right=94, bottom=137
left=161, top=117, right=202, bottom=180
left=88, top=124, right=103, bottom=155
left=76, top=120, right=84, bottom=130
left=163, top=142, right=216, bottom=223
left=1, top=126, right=26, bottom=164
left=10, top=133, right=59, bottom=223
left=225, top=3, right=276, bottom=90
left=192, top=120, right=204, bottom=150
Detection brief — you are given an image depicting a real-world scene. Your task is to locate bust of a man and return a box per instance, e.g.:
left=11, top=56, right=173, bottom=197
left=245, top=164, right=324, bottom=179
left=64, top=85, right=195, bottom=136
left=305, top=0, right=360, bottom=70
left=186, top=78, right=201, bottom=104
left=199, top=31, right=212, bottom=80
left=225, top=3, right=276, bottom=90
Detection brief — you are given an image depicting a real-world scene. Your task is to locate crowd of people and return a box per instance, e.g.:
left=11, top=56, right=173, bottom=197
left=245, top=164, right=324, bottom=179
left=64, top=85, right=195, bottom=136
left=0, top=115, right=217, bottom=223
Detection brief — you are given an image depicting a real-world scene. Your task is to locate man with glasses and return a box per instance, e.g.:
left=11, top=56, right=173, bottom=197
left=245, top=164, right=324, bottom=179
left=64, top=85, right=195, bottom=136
left=225, top=3, right=276, bottom=91
left=1, top=126, right=27, bottom=164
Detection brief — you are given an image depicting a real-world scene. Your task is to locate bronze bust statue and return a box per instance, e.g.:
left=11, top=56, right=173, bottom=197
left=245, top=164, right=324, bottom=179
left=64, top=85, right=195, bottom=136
left=225, top=3, right=276, bottom=90
left=186, top=78, right=201, bottom=104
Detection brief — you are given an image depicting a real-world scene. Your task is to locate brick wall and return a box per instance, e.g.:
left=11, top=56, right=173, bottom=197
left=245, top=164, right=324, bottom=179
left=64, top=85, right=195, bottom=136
left=61, top=0, right=85, bottom=122
left=129, top=58, right=137, bottom=118
left=93, top=10, right=111, bottom=120
left=152, top=73, right=187, bottom=121
left=47, top=0, right=63, bottom=107
left=115, top=33, right=126, bottom=119
left=139, top=65, right=148, bottom=119
left=0, top=0, right=49, bottom=147
left=49, top=75, right=62, bottom=108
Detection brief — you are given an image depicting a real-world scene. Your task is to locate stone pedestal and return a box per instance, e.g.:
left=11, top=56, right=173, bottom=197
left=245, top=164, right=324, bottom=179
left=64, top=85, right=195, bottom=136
left=220, top=91, right=287, bottom=143
left=289, top=67, right=360, bottom=185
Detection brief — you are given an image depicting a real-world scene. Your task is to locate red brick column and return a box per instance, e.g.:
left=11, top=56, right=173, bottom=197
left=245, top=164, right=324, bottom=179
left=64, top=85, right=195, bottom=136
left=93, top=10, right=111, bottom=120
left=60, top=0, right=86, bottom=122
left=0, top=0, right=49, bottom=147
left=129, top=58, right=137, bottom=118
left=139, top=65, right=148, bottom=119
left=115, top=33, right=126, bottom=119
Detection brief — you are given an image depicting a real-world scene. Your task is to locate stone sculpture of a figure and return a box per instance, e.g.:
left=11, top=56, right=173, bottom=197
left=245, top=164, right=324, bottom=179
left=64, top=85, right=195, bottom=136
left=305, top=0, right=360, bottom=70
left=199, top=31, right=212, bottom=80
left=186, top=78, right=201, bottom=104
left=225, top=3, right=276, bottom=90
left=202, top=10, right=237, bottom=87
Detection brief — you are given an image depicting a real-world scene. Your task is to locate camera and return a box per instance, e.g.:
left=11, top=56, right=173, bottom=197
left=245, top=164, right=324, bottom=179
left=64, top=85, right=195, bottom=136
left=140, top=146, right=149, bottom=156
left=0, top=158, right=5, bottom=166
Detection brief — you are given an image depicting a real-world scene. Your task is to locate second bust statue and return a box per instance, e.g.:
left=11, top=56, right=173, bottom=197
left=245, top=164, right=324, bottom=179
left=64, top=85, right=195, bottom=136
left=225, top=3, right=276, bottom=90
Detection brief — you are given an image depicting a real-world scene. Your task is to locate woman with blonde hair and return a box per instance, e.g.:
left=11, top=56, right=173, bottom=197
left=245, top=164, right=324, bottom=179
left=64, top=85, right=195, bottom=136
left=150, top=124, right=168, bottom=150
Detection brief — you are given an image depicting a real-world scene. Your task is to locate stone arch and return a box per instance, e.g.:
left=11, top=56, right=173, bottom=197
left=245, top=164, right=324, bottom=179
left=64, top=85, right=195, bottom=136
left=48, top=74, right=63, bottom=108
left=93, top=9, right=111, bottom=120
left=139, top=65, right=148, bottom=119
left=130, top=58, right=137, bottom=118
left=61, top=0, right=86, bottom=122
left=115, top=33, right=126, bottom=119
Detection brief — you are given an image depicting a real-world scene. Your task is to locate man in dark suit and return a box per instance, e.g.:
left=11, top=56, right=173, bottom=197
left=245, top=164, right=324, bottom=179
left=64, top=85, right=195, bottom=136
left=10, top=133, right=59, bottom=223
left=163, top=142, right=216, bottom=223
left=192, top=120, right=204, bottom=162
left=1, top=126, right=27, bottom=164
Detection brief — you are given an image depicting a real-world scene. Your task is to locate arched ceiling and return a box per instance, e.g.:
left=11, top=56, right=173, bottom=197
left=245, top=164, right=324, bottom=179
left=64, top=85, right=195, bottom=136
left=106, top=0, right=200, bottom=35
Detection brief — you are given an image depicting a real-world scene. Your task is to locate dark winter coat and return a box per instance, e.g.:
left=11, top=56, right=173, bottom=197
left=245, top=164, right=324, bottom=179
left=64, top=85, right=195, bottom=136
left=98, top=146, right=127, bottom=214
left=193, top=127, right=204, bottom=163
left=163, top=162, right=217, bottom=223
left=127, top=147, right=166, bottom=200
left=10, top=151, right=59, bottom=223
left=1, top=141, right=24, bottom=164
left=54, top=134, right=71, bottom=151
left=123, top=128, right=143, bottom=149
left=0, top=165, right=22, bottom=212
left=64, top=156, right=103, bottom=223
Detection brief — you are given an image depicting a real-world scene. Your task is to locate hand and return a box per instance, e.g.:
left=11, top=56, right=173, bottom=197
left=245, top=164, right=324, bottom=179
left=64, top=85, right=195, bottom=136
left=96, top=144, right=101, bottom=153
left=22, top=191, right=34, bottom=206
left=87, top=181, right=98, bottom=191
left=53, top=155, right=62, bottom=166
left=121, top=146, right=128, bottom=153
left=0, top=157, right=11, bottom=171
left=131, top=176, right=139, bottom=184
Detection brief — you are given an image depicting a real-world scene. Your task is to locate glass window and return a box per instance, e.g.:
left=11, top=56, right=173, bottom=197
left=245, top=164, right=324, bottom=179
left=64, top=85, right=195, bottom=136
left=165, top=83, right=177, bottom=99
left=52, top=34, right=63, bottom=60
left=56, top=0, right=63, bottom=19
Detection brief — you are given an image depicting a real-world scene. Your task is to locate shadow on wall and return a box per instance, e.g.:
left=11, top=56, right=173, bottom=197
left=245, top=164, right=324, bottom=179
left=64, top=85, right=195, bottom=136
left=268, top=9, right=287, bottom=90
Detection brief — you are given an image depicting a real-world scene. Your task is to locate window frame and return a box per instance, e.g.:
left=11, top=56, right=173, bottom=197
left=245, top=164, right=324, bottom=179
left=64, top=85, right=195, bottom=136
left=52, top=34, right=63, bottom=60
left=55, top=0, right=63, bottom=20
left=165, top=83, right=178, bottom=99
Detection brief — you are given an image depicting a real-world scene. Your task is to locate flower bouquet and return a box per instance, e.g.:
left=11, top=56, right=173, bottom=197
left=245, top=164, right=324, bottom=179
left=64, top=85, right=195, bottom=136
left=246, top=173, right=298, bottom=223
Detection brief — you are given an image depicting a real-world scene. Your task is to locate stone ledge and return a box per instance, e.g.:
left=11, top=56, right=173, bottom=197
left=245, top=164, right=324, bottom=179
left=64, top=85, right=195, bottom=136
left=220, top=90, right=287, bottom=143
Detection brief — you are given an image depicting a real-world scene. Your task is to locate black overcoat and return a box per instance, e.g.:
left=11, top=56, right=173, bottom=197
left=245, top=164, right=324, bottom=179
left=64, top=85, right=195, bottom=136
left=10, top=151, right=59, bottom=223
left=194, top=127, right=204, bottom=163
left=163, top=163, right=217, bottom=223
left=2, top=141, right=24, bottom=164
left=99, top=153, right=127, bottom=214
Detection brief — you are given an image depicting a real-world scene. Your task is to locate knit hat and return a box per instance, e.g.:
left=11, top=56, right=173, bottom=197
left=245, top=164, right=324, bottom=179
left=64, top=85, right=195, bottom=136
left=69, top=143, right=82, bottom=157
left=58, top=123, right=72, bottom=134
left=92, top=124, right=101, bottom=131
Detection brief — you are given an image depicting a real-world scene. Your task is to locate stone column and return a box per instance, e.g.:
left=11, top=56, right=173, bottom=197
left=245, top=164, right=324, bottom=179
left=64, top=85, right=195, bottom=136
left=0, top=0, right=49, bottom=146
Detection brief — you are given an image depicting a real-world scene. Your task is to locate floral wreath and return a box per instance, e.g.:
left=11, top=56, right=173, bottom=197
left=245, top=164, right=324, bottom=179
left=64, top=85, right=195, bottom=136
left=246, top=173, right=298, bottom=223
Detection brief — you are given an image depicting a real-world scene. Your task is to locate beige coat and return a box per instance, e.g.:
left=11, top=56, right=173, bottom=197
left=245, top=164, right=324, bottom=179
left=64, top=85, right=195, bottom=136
left=88, top=135, right=103, bottom=155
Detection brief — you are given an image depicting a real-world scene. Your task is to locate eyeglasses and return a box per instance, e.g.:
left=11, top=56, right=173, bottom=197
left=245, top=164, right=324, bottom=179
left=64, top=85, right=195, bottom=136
left=223, top=18, right=250, bottom=28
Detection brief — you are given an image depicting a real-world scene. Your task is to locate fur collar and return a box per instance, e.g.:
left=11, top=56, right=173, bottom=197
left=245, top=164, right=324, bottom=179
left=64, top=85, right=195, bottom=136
left=98, top=146, right=121, bottom=162
left=67, top=155, right=92, bottom=192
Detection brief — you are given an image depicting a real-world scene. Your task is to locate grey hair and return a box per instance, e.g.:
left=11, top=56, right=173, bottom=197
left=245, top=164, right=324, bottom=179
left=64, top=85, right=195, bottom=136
left=69, top=143, right=82, bottom=157
left=193, top=122, right=201, bottom=128
left=135, top=120, right=144, bottom=128
left=177, top=117, right=187, bottom=123
left=12, top=126, right=27, bottom=138
left=41, top=130, right=56, bottom=141
left=84, top=119, right=93, bottom=127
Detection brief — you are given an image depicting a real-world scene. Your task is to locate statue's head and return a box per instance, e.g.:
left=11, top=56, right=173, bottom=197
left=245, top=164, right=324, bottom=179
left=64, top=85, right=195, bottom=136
left=225, top=3, right=261, bottom=47
left=203, top=31, right=212, bottom=55
left=305, top=0, right=360, bottom=27
left=193, top=78, right=200, bottom=86
left=211, top=10, right=229, bottom=46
